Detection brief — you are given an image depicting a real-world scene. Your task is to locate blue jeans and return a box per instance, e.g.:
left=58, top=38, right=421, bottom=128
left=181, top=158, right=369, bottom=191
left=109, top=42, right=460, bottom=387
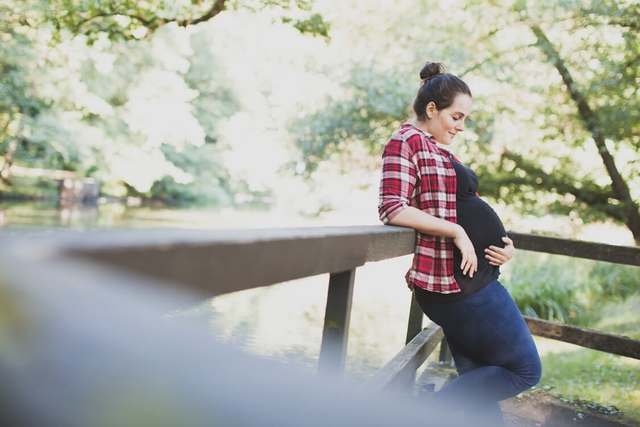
left=416, top=279, right=542, bottom=426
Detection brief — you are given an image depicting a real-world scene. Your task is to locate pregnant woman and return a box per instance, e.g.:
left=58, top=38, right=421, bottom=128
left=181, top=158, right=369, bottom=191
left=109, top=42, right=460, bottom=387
left=378, top=61, right=541, bottom=426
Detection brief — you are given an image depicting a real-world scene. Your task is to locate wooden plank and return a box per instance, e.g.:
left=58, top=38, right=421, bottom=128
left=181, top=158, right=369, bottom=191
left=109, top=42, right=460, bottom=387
left=4, top=226, right=416, bottom=298
left=318, top=270, right=356, bottom=378
left=438, top=339, right=452, bottom=365
left=510, top=232, right=640, bottom=266
left=364, top=322, right=444, bottom=393
left=0, top=250, right=440, bottom=427
left=365, top=226, right=416, bottom=262
left=7, top=227, right=635, bottom=300
left=405, top=292, right=424, bottom=344
left=6, top=227, right=371, bottom=297
left=524, top=316, right=640, bottom=360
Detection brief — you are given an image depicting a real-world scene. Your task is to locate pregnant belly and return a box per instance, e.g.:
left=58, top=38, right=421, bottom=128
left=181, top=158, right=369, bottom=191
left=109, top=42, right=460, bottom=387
left=456, top=197, right=506, bottom=253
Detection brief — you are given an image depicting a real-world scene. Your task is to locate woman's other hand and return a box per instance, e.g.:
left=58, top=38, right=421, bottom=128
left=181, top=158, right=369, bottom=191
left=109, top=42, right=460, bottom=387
left=453, top=226, right=477, bottom=277
left=485, top=236, right=515, bottom=266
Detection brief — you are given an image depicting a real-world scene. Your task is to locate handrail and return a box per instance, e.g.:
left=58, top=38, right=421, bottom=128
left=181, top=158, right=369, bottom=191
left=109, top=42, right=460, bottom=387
left=362, top=229, right=640, bottom=393
left=0, top=225, right=638, bottom=424
left=1, top=225, right=418, bottom=381
left=509, top=232, right=640, bottom=266
left=5, top=225, right=414, bottom=297
left=0, top=226, right=431, bottom=426
left=364, top=322, right=444, bottom=393
left=524, top=317, right=640, bottom=359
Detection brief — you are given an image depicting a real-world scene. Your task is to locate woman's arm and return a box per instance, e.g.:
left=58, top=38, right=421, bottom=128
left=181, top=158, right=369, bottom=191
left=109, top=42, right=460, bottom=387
left=389, top=207, right=478, bottom=278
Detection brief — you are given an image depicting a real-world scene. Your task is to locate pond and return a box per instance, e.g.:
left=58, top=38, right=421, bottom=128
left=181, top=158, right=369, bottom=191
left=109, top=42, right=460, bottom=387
left=0, top=200, right=420, bottom=385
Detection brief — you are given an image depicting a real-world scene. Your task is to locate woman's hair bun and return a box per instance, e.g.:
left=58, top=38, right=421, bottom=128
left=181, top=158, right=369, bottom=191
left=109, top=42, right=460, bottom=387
left=419, top=62, right=445, bottom=83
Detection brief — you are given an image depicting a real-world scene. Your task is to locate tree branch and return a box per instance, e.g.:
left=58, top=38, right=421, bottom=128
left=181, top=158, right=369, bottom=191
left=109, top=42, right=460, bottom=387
left=529, top=23, right=640, bottom=243
left=499, top=150, right=627, bottom=221
left=173, top=0, right=228, bottom=28
left=73, top=0, right=228, bottom=37
left=74, top=12, right=155, bottom=33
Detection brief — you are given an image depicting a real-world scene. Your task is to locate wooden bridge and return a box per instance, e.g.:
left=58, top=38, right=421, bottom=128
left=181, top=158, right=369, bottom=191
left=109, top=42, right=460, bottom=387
left=0, top=225, right=638, bottom=426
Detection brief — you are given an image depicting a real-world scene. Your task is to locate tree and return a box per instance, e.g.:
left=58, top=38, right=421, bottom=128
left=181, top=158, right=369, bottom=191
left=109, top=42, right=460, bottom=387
left=0, top=1, right=50, bottom=182
left=29, top=0, right=329, bottom=43
left=482, top=0, right=640, bottom=244
left=2, top=0, right=329, bottom=202
left=289, top=0, right=640, bottom=244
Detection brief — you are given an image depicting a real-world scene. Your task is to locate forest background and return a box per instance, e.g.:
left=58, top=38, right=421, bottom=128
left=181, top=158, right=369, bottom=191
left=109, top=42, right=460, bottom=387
left=2, top=0, right=639, bottom=245
left=1, top=0, right=639, bottom=422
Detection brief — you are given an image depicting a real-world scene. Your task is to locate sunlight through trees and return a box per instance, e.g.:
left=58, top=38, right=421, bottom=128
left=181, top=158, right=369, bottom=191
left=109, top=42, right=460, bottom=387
left=1, top=0, right=637, bottom=243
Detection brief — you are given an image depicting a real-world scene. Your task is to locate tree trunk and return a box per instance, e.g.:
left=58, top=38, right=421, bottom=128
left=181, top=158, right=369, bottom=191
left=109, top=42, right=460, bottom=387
left=1, top=139, right=17, bottom=182
left=529, top=24, right=640, bottom=245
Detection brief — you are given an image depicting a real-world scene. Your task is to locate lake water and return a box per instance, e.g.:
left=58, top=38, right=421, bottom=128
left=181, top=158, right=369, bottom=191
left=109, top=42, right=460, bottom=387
left=0, top=200, right=423, bottom=385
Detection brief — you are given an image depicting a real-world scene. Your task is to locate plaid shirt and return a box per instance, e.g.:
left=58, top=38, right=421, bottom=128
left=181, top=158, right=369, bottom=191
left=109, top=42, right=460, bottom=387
left=378, top=124, right=461, bottom=293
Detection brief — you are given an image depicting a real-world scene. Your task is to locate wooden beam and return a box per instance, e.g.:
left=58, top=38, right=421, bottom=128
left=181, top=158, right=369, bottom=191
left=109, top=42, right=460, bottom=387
left=510, top=233, right=640, bottom=266
left=7, top=227, right=635, bottom=301
left=524, top=316, right=640, bottom=360
left=365, top=226, right=415, bottom=262
left=3, top=226, right=417, bottom=298
left=5, top=227, right=372, bottom=297
left=318, top=270, right=357, bottom=378
left=364, top=322, right=444, bottom=393
left=405, top=291, right=424, bottom=344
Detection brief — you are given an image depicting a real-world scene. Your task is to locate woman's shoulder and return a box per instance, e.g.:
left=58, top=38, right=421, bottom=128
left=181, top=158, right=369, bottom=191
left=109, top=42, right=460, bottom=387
left=396, top=123, right=424, bottom=138
left=390, top=124, right=440, bottom=153
left=390, top=124, right=426, bottom=143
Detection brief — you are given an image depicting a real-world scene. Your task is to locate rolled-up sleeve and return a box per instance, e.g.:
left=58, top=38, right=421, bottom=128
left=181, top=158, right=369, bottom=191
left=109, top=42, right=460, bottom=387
left=378, top=137, right=416, bottom=224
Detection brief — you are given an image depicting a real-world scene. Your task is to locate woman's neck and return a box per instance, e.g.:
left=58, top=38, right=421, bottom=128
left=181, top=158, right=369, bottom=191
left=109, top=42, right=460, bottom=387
left=407, top=118, right=430, bottom=135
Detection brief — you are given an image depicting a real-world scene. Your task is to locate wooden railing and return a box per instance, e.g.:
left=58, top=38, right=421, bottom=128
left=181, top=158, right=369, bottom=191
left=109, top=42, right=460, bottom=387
left=366, top=231, right=640, bottom=392
left=0, top=225, right=638, bottom=425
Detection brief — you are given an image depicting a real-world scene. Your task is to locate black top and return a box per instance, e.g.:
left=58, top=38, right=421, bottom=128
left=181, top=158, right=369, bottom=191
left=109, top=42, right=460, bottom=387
left=415, top=159, right=506, bottom=304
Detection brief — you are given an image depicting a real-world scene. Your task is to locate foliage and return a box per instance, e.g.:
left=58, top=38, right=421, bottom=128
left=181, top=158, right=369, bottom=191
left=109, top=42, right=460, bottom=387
left=1, top=0, right=329, bottom=204
left=291, top=66, right=413, bottom=176
left=288, top=0, right=640, bottom=243
left=502, top=252, right=587, bottom=322
left=31, top=0, right=329, bottom=44
left=508, top=262, right=640, bottom=423
left=4, top=0, right=638, bottom=225
left=0, top=1, right=58, bottom=181
left=503, top=251, right=640, bottom=325
left=589, top=262, right=640, bottom=302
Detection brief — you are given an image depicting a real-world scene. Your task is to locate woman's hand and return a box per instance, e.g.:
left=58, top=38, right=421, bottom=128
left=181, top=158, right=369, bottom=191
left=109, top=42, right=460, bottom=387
left=485, top=236, right=515, bottom=266
left=453, top=226, right=477, bottom=277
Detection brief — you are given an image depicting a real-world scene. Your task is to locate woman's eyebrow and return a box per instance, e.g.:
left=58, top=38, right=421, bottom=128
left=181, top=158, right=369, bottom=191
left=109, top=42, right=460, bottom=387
left=453, top=111, right=467, bottom=117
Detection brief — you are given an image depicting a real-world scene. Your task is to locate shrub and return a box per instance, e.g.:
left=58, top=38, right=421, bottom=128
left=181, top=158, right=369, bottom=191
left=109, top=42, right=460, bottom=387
left=588, top=262, right=640, bottom=302
left=502, top=252, right=588, bottom=323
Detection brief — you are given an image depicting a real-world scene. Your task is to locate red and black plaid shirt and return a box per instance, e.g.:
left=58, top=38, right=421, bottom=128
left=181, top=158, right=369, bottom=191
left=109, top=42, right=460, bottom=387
left=378, top=124, right=461, bottom=294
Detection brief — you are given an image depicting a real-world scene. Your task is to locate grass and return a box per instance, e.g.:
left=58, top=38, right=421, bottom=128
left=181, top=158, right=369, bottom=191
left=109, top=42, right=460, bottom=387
left=536, top=339, right=640, bottom=423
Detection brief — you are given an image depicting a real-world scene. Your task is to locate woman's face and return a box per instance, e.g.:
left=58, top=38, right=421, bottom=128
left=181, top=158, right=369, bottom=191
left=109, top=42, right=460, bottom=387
left=426, top=93, right=472, bottom=146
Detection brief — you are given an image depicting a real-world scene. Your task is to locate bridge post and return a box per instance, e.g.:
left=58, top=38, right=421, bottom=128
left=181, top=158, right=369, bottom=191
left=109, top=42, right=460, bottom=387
left=317, top=269, right=356, bottom=378
left=405, top=291, right=424, bottom=344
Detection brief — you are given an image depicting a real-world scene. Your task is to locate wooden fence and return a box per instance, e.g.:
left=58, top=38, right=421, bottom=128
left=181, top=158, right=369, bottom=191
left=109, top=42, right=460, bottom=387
left=366, top=231, right=640, bottom=392
left=0, top=225, right=638, bottom=426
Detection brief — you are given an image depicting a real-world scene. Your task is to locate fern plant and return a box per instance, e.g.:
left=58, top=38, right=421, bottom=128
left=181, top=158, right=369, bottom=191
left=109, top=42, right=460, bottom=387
left=502, top=252, right=588, bottom=323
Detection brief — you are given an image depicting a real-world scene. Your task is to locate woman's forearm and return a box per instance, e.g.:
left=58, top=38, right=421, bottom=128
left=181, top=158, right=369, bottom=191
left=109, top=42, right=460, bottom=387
left=388, top=206, right=462, bottom=238
left=390, top=206, right=477, bottom=277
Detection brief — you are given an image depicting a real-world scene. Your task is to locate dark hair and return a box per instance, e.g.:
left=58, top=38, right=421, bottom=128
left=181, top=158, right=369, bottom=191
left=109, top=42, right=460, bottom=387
left=412, top=62, right=471, bottom=121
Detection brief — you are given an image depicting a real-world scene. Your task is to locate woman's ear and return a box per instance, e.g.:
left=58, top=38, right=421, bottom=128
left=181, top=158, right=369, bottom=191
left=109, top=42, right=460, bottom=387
left=425, top=101, right=437, bottom=119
